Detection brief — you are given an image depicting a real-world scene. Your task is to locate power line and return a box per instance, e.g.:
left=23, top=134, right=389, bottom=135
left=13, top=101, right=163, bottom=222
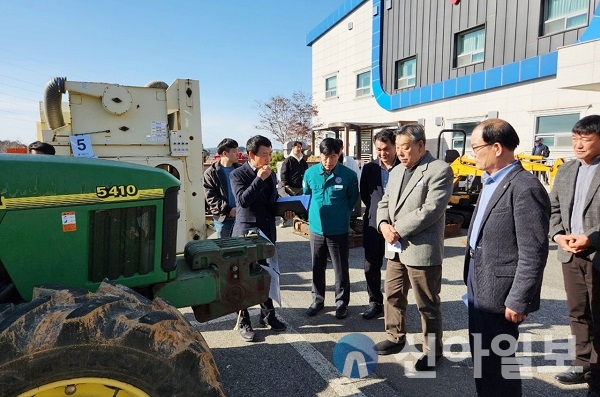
left=0, top=47, right=87, bottom=81
left=0, top=108, right=36, bottom=117
left=0, top=115, right=34, bottom=123
left=0, top=81, right=41, bottom=95
left=0, top=98, right=38, bottom=109
left=0, top=73, right=40, bottom=88
left=0, top=90, right=39, bottom=103
left=1, top=59, right=54, bottom=79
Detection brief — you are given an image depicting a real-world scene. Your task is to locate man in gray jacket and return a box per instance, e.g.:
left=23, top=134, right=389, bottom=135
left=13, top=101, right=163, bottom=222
left=465, top=119, right=549, bottom=396
left=376, top=124, right=453, bottom=372
left=550, top=115, right=600, bottom=393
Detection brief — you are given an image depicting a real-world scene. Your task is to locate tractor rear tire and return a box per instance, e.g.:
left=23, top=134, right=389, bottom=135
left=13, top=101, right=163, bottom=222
left=0, top=282, right=225, bottom=397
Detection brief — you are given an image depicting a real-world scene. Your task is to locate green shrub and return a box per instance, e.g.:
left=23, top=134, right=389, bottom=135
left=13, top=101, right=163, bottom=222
left=270, top=152, right=285, bottom=172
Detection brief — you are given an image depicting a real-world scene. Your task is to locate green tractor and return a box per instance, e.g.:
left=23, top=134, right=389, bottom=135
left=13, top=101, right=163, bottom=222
left=0, top=154, right=272, bottom=396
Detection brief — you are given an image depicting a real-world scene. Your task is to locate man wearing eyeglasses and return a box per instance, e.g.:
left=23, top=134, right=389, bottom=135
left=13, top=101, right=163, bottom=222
left=465, top=118, right=550, bottom=396
left=550, top=115, right=600, bottom=395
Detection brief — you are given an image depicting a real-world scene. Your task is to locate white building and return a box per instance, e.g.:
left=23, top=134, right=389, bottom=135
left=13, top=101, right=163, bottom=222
left=308, top=0, right=600, bottom=162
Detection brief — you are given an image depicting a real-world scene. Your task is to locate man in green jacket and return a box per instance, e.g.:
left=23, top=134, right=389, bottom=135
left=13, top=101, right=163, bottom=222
left=303, top=138, right=359, bottom=320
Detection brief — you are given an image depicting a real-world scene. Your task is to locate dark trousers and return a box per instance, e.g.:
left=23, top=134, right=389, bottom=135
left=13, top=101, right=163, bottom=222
left=384, top=259, right=443, bottom=355
left=239, top=257, right=276, bottom=325
left=363, top=226, right=385, bottom=306
left=309, top=232, right=350, bottom=308
left=585, top=265, right=600, bottom=392
left=468, top=305, right=521, bottom=396
left=239, top=297, right=275, bottom=325
left=235, top=219, right=278, bottom=326
left=467, top=257, right=521, bottom=396
left=562, top=256, right=598, bottom=370
left=533, top=159, right=548, bottom=183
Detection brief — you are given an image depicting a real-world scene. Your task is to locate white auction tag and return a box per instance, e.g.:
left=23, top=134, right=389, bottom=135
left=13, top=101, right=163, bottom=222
left=70, top=135, right=95, bottom=158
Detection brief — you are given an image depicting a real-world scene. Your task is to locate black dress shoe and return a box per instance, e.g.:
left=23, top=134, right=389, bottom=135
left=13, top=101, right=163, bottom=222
left=362, top=304, right=383, bottom=320
left=414, top=354, right=443, bottom=371
left=555, top=366, right=588, bottom=385
left=259, top=315, right=287, bottom=332
left=335, top=306, right=348, bottom=319
left=306, top=303, right=324, bottom=317
left=376, top=339, right=405, bottom=355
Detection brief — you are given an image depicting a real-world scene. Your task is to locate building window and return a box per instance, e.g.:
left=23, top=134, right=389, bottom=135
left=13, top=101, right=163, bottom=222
left=452, top=122, right=480, bottom=150
left=456, top=27, right=485, bottom=68
left=325, top=76, right=337, bottom=99
left=543, top=0, right=588, bottom=35
left=396, top=57, right=416, bottom=89
left=535, top=113, right=581, bottom=150
left=356, top=71, right=371, bottom=97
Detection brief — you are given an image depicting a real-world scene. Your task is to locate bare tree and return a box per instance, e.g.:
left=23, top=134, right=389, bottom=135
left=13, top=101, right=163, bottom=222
left=254, top=91, right=320, bottom=146
left=0, top=140, right=26, bottom=153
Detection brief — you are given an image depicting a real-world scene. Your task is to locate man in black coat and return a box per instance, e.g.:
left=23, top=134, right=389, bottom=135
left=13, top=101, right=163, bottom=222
left=280, top=141, right=308, bottom=196
left=359, top=129, right=397, bottom=319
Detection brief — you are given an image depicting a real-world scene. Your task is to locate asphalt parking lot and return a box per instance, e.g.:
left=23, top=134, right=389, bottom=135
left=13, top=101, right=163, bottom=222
left=184, top=223, right=588, bottom=397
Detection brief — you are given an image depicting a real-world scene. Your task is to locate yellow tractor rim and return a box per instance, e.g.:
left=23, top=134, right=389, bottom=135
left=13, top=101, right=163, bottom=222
left=17, top=377, right=151, bottom=397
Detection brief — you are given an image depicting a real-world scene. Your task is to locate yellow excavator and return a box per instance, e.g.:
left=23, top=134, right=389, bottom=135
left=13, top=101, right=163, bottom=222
left=437, top=129, right=483, bottom=227
left=438, top=130, right=565, bottom=227
left=515, top=153, right=564, bottom=187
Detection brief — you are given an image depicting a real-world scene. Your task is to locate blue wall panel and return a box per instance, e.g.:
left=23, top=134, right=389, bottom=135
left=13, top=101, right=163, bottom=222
left=471, top=71, right=485, bottom=92
left=502, top=63, right=520, bottom=85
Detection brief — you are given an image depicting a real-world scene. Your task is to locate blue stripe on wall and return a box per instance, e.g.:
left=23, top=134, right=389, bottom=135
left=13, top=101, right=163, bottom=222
left=371, top=0, right=600, bottom=111
left=306, top=0, right=368, bottom=46
left=307, top=1, right=600, bottom=111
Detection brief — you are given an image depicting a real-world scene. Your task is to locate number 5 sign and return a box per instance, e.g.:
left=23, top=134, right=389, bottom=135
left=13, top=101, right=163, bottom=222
left=70, top=135, right=95, bottom=158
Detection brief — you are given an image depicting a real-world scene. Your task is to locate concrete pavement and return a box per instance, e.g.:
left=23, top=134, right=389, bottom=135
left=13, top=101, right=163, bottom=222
left=184, top=225, right=587, bottom=397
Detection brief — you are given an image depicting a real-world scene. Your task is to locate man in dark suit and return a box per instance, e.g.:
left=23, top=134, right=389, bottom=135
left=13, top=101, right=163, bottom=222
left=360, top=129, right=397, bottom=319
left=230, top=135, right=290, bottom=342
left=550, top=115, right=600, bottom=392
left=465, top=119, right=550, bottom=396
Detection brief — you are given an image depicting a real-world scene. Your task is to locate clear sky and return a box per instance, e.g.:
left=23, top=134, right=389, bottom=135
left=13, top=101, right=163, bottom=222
left=0, top=0, right=343, bottom=149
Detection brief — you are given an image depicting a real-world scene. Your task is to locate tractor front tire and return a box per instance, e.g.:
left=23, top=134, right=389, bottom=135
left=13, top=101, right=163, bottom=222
left=0, top=282, right=225, bottom=397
